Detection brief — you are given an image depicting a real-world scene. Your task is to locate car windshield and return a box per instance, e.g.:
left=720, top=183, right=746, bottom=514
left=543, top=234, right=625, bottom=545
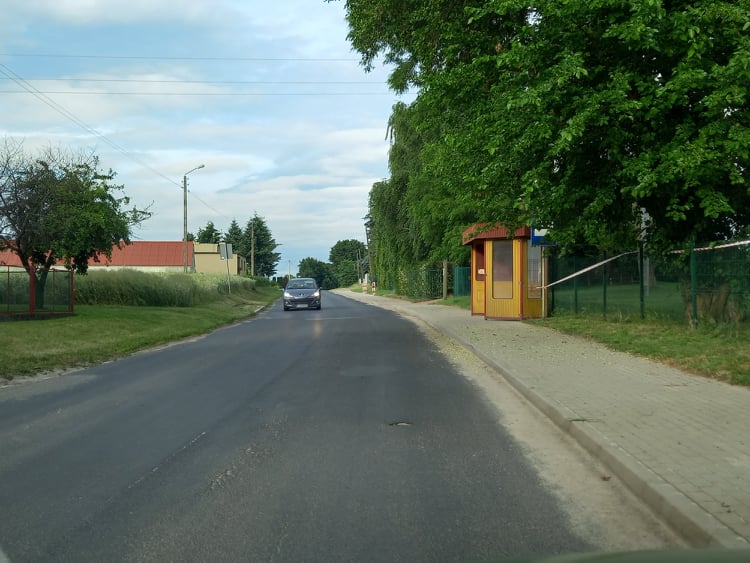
left=287, top=279, right=316, bottom=290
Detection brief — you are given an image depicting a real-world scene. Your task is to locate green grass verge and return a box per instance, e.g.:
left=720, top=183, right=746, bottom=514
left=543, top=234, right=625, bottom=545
left=0, top=285, right=280, bottom=380
left=529, top=315, right=750, bottom=386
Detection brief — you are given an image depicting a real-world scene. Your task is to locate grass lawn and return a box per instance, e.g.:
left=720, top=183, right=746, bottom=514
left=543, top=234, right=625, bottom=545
left=0, top=286, right=280, bottom=380
left=530, top=315, right=750, bottom=386
left=550, top=281, right=685, bottom=320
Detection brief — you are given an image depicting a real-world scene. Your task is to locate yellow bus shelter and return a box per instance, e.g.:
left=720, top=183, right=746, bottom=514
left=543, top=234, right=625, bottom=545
left=462, top=224, right=547, bottom=320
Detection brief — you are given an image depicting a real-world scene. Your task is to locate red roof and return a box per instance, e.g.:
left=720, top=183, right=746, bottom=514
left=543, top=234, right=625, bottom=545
left=462, top=224, right=531, bottom=245
left=99, top=241, right=192, bottom=266
left=0, top=241, right=193, bottom=268
left=0, top=249, right=22, bottom=267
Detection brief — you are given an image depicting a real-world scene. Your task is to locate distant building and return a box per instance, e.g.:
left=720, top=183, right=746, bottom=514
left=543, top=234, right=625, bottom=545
left=0, top=241, right=247, bottom=275
left=88, top=241, right=193, bottom=273
left=194, top=242, right=246, bottom=275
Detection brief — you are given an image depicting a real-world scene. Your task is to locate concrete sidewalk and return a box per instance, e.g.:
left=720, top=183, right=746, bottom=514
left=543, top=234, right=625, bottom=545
left=335, top=290, right=750, bottom=549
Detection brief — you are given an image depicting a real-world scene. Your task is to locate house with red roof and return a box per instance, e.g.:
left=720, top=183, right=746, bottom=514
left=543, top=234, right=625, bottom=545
left=0, top=241, right=246, bottom=275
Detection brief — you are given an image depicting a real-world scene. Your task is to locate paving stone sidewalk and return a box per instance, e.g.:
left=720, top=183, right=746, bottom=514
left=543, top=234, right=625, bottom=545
left=336, top=290, right=750, bottom=548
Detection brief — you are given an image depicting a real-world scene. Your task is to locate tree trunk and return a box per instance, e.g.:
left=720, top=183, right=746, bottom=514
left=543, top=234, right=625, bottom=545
left=34, top=268, right=49, bottom=310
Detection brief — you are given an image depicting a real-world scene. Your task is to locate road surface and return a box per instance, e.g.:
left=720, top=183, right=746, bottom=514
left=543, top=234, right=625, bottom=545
left=0, top=292, right=679, bottom=562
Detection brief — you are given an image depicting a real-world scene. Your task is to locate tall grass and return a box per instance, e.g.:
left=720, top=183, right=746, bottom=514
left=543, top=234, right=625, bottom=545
left=75, top=270, right=258, bottom=307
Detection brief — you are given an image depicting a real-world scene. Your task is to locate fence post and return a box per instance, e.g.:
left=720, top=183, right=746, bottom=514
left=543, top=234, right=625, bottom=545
left=639, top=244, right=645, bottom=320
left=690, top=240, right=698, bottom=327
left=4, top=268, right=9, bottom=313
left=71, top=270, right=75, bottom=313
left=442, top=260, right=448, bottom=300
left=602, top=251, right=608, bottom=319
left=573, top=256, right=579, bottom=315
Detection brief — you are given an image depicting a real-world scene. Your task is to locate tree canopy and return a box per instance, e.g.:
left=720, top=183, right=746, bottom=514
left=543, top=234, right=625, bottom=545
left=335, top=0, right=750, bottom=270
left=244, top=214, right=281, bottom=277
left=225, top=219, right=243, bottom=253
left=329, top=238, right=367, bottom=286
left=0, top=142, right=150, bottom=273
left=0, top=140, right=150, bottom=304
left=298, top=257, right=337, bottom=289
left=196, top=221, right=223, bottom=244
left=194, top=214, right=281, bottom=276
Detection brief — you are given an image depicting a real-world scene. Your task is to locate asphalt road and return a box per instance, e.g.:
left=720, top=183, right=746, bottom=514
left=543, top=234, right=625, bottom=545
left=1, top=292, right=616, bottom=562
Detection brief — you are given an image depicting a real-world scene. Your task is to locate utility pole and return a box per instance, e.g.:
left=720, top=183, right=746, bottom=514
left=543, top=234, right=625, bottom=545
left=250, top=217, right=255, bottom=277
left=183, top=164, right=205, bottom=273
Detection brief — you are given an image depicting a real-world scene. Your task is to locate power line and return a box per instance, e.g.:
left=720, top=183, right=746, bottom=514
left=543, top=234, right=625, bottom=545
left=0, top=63, right=180, bottom=188
left=0, top=63, right=303, bottom=226
left=0, top=53, right=360, bottom=62
left=0, top=77, right=379, bottom=85
left=188, top=190, right=233, bottom=225
left=0, top=90, right=392, bottom=96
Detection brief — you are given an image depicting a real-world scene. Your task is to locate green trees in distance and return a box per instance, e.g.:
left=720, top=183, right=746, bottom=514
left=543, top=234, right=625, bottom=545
left=243, top=214, right=280, bottom=277
left=0, top=139, right=151, bottom=307
left=194, top=213, right=281, bottom=277
left=225, top=219, right=243, bottom=252
left=336, top=0, right=750, bottom=270
left=297, top=257, right=337, bottom=289
left=329, top=238, right=367, bottom=287
left=294, top=239, right=368, bottom=289
left=196, top=221, right=222, bottom=244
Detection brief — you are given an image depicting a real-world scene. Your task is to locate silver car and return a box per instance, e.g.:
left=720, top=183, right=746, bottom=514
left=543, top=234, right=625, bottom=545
left=283, top=278, right=322, bottom=310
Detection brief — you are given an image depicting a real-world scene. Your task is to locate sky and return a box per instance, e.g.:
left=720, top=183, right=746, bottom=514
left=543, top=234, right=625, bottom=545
left=0, top=0, right=414, bottom=276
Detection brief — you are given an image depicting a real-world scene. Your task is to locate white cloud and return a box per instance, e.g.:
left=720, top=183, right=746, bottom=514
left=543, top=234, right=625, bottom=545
left=11, top=0, right=217, bottom=25
left=0, top=0, right=410, bottom=272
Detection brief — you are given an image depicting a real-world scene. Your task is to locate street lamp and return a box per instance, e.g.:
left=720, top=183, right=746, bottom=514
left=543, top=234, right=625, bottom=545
left=183, top=164, right=205, bottom=272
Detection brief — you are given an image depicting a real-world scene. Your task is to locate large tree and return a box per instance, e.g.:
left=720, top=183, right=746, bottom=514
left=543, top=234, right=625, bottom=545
left=329, top=238, right=367, bottom=286
left=224, top=219, right=244, bottom=259
left=337, top=0, right=750, bottom=258
left=196, top=221, right=223, bottom=244
left=298, top=257, right=337, bottom=289
left=243, top=214, right=281, bottom=277
left=0, top=140, right=150, bottom=307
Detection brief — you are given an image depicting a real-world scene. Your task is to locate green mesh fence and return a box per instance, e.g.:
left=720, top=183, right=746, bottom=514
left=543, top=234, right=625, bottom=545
left=0, top=266, right=74, bottom=315
left=549, top=241, right=750, bottom=324
left=0, top=268, right=32, bottom=312
left=690, top=242, right=750, bottom=324
left=378, top=265, right=470, bottom=300
left=453, top=266, right=471, bottom=296
left=406, top=268, right=443, bottom=300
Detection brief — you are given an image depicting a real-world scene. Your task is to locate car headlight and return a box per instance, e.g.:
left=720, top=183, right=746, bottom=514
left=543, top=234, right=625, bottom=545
left=313, top=290, right=320, bottom=297
left=283, top=291, right=292, bottom=298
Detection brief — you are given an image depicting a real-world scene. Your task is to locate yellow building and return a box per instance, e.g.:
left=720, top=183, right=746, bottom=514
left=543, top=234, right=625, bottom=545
left=462, top=224, right=547, bottom=320
left=193, top=243, right=247, bottom=275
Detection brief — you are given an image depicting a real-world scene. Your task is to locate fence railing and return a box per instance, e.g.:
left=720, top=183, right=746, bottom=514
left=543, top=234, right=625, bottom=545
left=374, top=239, right=749, bottom=326
left=378, top=265, right=471, bottom=300
left=548, top=241, right=750, bottom=325
left=1, top=266, right=75, bottom=317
